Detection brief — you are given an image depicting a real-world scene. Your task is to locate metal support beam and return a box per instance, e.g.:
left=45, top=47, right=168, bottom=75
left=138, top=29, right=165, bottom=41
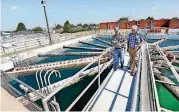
left=63, top=46, right=104, bottom=51
left=98, top=59, right=100, bottom=87
left=79, top=41, right=108, bottom=49
left=156, top=45, right=179, bottom=82
left=162, top=45, right=179, bottom=51
left=38, top=52, right=102, bottom=57
left=92, top=37, right=112, bottom=46
left=155, top=80, right=179, bottom=87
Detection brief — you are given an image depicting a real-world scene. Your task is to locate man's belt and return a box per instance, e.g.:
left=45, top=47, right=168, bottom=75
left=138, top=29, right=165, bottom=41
left=115, top=47, right=124, bottom=49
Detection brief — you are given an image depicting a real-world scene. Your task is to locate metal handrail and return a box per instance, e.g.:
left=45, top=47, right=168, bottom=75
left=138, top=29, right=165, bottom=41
left=42, top=47, right=112, bottom=111
left=1, top=70, right=60, bottom=111
left=156, top=44, right=179, bottom=82
left=66, top=59, right=113, bottom=111
left=130, top=48, right=142, bottom=111
left=146, top=44, right=161, bottom=111
left=1, top=70, right=45, bottom=98
left=1, top=74, right=43, bottom=111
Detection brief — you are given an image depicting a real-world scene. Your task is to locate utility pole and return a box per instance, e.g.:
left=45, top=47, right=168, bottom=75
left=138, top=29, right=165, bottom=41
left=41, top=0, right=52, bottom=45
left=129, top=7, right=132, bottom=21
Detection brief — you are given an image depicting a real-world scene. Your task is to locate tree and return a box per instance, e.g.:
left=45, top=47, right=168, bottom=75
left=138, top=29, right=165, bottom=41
left=82, top=24, right=89, bottom=30
left=118, top=17, right=129, bottom=22
left=16, top=22, right=26, bottom=31
left=95, top=24, right=100, bottom=27
left=77, top=23, right=82, bottom=26
left=172, top=17, right=178, bottom=20
left=71, top=24, right=74, bottom=27
left=55, top=24, right=62, bottom=29
left=63, top=20, right=72, bottom=33
left=33, top=26, right=43, bottom=33
left=146, top=16, right=154, bottom=20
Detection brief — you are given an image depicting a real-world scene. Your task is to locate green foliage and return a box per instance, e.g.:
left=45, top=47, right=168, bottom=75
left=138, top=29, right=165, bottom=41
left=95, top=24, right=100, bottom=27
left=63, top=20, right=72, bottom=33
left=82, top=24, right=89, bottom=29
left=55, top=24, right=62, bottom=29
left=33, top=26, right=43, bottom=33
left=172, top=17, right=178, bottom=20
left=62, top=21, right=99, bottom=33
left=16, top=22, right=26, bottom=31
left=118, top=17, right=129, bottom=22
left=146, top=16, right=154, bottom=20
left=77, top=23, right=82, bottom=26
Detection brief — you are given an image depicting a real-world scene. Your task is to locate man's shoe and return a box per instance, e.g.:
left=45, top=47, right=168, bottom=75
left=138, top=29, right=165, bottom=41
left=114, top=68, right=117, bottom=71
left=128, top=66, right=131, bottom=70
left=121, top=64, right=123, bottom=68
left=131, top=71, right=136, bottom=76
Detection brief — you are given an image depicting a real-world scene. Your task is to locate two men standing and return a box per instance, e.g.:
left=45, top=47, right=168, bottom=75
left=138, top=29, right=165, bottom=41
left=112, top=25, right=144, bottom=75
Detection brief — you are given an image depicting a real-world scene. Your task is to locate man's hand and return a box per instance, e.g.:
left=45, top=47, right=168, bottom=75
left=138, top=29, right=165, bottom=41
left=136, top=45, right=140, bottom=51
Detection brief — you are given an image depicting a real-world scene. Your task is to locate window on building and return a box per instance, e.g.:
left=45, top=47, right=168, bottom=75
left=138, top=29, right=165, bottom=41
left=104, top=24, right=107, bottom=29
left=127, top=23, right=130, bottom=28
left=138, top=23, right=140, bottom=28
left=151, top=22, right=155, bottom=28
left=148, top=22, right=151, bottom=27
left=116, top=24, right=120, bottom=28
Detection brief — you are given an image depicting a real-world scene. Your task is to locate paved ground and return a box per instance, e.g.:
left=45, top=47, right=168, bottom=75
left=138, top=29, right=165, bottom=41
left=0, top=87, right=29, bottom=111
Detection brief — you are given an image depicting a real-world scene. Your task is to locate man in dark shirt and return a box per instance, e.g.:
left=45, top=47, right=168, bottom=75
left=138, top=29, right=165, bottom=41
left=111, top=28, right=127, bottom=70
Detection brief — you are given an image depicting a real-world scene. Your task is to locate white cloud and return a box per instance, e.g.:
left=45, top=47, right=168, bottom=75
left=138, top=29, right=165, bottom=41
left=10, top=6, right=19, bottom=10
left=152, top=6, right=157, bottom=10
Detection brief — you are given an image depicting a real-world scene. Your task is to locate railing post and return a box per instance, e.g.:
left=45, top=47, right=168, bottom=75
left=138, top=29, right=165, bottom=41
left=98, top=58, right=100, bottom=87
left=42, top=99, right=50, bottom=111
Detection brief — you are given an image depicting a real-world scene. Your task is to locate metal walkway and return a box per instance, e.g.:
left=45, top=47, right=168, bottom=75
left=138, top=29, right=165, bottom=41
left=83, top=54, right=134, bottom=111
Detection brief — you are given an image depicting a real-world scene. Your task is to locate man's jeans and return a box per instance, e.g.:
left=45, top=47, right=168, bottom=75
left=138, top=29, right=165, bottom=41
left=113, top=48, right=124, bottom=69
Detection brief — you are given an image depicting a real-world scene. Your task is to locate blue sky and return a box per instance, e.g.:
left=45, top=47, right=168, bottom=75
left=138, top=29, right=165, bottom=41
left=1, top=0, right=179, bottom=31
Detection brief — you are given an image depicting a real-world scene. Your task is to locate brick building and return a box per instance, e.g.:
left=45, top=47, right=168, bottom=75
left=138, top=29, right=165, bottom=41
left=100, top=19, right=179, bottom=29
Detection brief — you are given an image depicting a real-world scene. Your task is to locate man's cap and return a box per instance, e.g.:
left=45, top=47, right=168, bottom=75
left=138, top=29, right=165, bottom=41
left=131, top=25, right=138, bottom=31
left=114, top=27, right=119, bottom=31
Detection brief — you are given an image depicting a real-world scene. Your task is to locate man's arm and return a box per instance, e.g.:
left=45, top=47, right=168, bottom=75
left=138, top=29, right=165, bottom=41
left=119, top=40, right=127, bottom=47
left=137, top=35, right=145, bottom=47
left=138, top=40, right=145, bottom=47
